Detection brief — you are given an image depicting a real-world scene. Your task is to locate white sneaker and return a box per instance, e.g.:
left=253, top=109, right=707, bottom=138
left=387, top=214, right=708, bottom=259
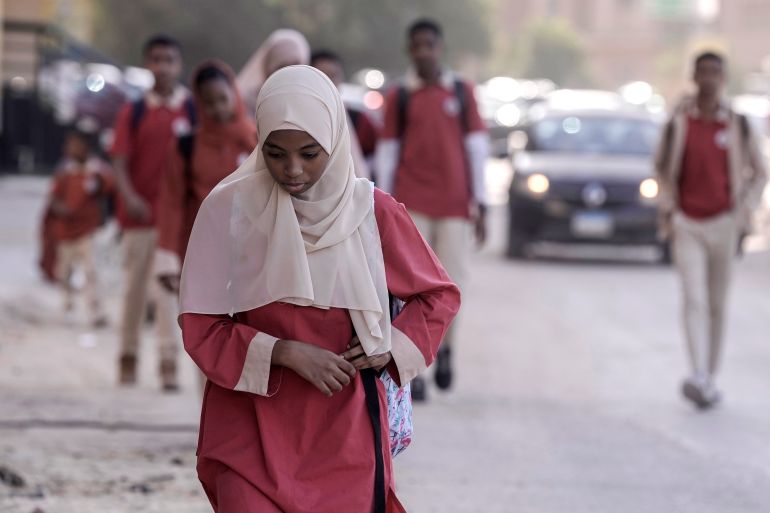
left=681, top=376, right=722, bottom=410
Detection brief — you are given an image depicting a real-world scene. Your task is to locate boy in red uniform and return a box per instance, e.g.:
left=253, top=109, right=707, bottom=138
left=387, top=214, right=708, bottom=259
left=656, top=52, right=767, bottom=409
left=375, top=19, right=489, bottom=400
left=110, top=34, right=195, bottom=390
left=48, top=129, right=114, bottom=327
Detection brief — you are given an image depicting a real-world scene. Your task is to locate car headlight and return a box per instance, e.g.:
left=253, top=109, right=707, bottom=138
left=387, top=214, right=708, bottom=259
left=526, top=173, right=550, bottom=195
left=639, top=178, right=658, bottom=199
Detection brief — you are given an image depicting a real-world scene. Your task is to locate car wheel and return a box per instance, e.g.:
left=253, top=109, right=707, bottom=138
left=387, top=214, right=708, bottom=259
left=506, top=231, right=529, bottom=259
left=658, top=241, right=672, bottom=265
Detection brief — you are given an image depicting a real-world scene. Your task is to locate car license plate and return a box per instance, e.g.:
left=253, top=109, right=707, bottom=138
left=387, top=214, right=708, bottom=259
left=571, top=211, right=614, bottom=238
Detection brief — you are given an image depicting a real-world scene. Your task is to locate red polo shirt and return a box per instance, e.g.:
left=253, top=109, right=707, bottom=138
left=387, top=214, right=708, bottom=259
left=110, top=88, right=192, bottom=229
left=679, top=116, right=732, bottom=219
left=381, top=79, right=485, bottom=219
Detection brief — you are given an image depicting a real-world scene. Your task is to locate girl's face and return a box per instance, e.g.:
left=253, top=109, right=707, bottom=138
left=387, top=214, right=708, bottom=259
left=263, top=129, right=329, bottom=196
left=199, top=78, right=236, bottom=124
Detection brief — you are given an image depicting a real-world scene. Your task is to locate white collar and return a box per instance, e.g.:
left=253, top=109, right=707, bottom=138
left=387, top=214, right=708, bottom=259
left=62, top=157, right=101, bottom=174
left=145, top=85, right=188, bottom=110
left=403, top=68, right=456, bottom=92
left=679, top=95, right=731, bottom=123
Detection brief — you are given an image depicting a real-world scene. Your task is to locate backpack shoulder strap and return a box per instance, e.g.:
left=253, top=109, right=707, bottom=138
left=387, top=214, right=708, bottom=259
left=347, top=108, right=361, bottom=131
left=184, top=96, right=197, bottom=127
left=453, top=79, right=470, bottom=134
left=177, top=133, right=196, bottom=199
left=130, top=98, right=146, bottom=134
left=177, top=133, right=195, bottom=171
left=397, top=85, right=409, bottom=139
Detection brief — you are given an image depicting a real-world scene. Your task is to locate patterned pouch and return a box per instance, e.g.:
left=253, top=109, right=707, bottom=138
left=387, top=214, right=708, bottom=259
left=380, top=370, right=413, bottom=458
left=382, top=296, right=413, bottom=458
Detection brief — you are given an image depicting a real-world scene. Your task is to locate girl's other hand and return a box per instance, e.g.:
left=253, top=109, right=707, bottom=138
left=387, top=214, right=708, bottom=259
left=341, top=337, right=392, bottom=371
left=273, top=339, right=357, bottom=397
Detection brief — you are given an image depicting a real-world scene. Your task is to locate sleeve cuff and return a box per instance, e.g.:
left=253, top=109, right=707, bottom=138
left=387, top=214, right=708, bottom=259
left=465, top=131, right=490, bottom=205
left=235, top=332, right=281, bottom=396
left=154, top=248, right=181, bottom=278
left=389, top=326, right=427, bottom=388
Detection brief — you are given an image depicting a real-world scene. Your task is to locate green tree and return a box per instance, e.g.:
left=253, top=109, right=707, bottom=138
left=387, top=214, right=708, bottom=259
left=520, top=19, right=591, bottom=87
left=92, top=0, right=490, bottom=79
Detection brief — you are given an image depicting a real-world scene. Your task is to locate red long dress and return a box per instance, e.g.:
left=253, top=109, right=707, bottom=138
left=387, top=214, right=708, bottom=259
left=181, top=189, right=460, bottom=513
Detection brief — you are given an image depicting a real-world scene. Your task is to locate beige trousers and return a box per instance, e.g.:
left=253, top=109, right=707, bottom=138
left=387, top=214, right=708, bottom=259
left=56, top=234, right=103, bottom=321
left=672, top=211, right=738, bottom=378
left=408, top=211, right=471, bottom=347
left=120, top=228, right=179, bottom=363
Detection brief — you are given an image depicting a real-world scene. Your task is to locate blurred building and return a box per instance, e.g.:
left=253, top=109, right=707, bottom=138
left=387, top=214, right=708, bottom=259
left=0, top=0, right=129, bottom=174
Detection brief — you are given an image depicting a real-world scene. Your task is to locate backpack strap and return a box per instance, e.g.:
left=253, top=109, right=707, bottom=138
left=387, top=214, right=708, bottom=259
left=348, top=108, right=361, bottom=132
left=453, top=79, right=470, bottom=134
left=130, top=98, right=146, bottom=135
left=396, top=85, right=410, bottom=139
left=184, top=96, right=197, bottom=128
left=177, top=133, right=196, bottom=198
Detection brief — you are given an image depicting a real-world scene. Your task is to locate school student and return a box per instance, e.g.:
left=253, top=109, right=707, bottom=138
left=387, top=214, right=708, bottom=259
left=179, top=65, right=460, bottom=513
left=655, top=51, right=768, bottom=409
left=375, top=18, right=489, bottom=400
left=155, top=60, right=257, bottom=295
left=110, top=34, right=195, bottom=390
left=47, top=128, right=114, bottom=327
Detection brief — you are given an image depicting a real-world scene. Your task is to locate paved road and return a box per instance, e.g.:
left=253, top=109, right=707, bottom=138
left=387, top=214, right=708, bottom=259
left=2, top=174, right=770, bottom=512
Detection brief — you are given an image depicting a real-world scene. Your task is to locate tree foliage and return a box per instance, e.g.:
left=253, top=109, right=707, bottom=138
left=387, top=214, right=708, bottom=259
left=92, top=0, right=490, bottom=78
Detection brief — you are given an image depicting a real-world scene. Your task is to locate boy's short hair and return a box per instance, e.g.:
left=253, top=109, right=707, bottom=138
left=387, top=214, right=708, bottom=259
left=143, top=34, right=182, bottom=57
left=310, top=49, right=342, bottom=67
left=694, top=51, right=725, bottom=70
left=407, top=18, right=443, bottom=40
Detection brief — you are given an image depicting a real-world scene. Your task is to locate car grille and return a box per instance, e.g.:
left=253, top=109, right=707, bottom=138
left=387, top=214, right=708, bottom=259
left=548, top=180, right=641, bottom=206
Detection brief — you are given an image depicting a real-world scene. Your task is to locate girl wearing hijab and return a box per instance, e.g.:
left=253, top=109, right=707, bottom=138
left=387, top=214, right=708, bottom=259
left=179, top=66, right=460, bottom=512
left=155, top=61, right=257, bottom=297
left=236, top=29, right=311, bottom=115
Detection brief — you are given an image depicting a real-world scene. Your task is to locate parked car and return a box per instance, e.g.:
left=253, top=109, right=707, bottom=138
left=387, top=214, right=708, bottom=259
left=507, top=91, right=666, bottom=260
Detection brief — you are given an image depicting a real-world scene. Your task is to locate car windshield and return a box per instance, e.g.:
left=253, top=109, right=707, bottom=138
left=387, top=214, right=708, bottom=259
left=529, top=115, right=660, bottom=155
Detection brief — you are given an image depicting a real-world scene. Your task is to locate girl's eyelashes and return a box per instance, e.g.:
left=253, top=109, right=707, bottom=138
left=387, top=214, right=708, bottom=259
left=266, top=152, right=285, bottom=159
left=302, top=152, right=320, bottom=160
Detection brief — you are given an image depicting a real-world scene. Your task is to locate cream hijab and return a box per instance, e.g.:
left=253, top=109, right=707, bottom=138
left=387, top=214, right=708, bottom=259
left=237, top=29, right=311, bottom=115
left=179, top=65, right=391, bottom=356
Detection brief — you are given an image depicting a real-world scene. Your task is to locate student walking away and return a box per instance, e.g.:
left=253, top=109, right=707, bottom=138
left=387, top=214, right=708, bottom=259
left=46, top=128, right=114, bottom=328
left=311, top=49, right=379, bottom=180
left=236, top=28, right=310, bottom=116
left=155, top=60, right=256, bottom=295
left=655, top=51, right=767, bottom=410
left=375, top=18, right=489, bottom=401
left=179, top=65, right=460, bottom=513
left=110, top=34, right=196, bottom=391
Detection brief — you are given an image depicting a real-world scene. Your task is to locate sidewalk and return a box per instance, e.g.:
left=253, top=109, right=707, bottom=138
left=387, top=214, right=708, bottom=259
left=0, top=177, right=208, bottom=513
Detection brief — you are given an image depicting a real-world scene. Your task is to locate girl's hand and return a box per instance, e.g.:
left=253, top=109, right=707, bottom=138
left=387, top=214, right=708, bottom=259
left=341, top=337, right=392, bottom=371
left=273, top=339, right=357, bottom=397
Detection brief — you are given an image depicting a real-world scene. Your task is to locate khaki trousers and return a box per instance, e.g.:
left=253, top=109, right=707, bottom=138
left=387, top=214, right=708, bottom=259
left=672, top=211, right=738, bottom=378
left=408, top=211, right=471, bottom=347
left=56, top=234, right=103, bottom=321
left=120, top=228, right=179, bottom=363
